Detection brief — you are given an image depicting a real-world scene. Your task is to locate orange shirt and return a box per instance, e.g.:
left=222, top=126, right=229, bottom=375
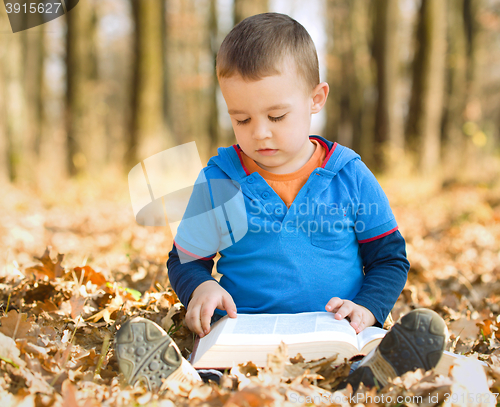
left=240, top=140, right=327, bottom=208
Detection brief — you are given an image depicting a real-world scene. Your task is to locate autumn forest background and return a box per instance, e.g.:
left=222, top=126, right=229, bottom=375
left=2, top=0, right=500, bottom=406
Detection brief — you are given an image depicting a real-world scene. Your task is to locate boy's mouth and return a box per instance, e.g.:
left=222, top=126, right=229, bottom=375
left=257, top=149, right=278, bottom=156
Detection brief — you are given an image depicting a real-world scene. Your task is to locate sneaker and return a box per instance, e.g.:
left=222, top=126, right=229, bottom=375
left=115, top=317, right=201, bottom=392
left=339, top=308, right=447, bottom=392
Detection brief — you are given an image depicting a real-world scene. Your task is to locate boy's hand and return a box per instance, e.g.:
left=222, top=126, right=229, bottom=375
left=185, top=280, right=237, bottom=338
left=325, top=298, right=376, bottom=334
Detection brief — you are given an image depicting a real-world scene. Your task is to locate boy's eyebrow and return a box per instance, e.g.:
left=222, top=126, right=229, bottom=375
left=228, top=103, right=291, bottom=115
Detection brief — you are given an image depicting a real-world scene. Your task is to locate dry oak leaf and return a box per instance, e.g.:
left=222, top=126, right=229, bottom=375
left=73, top=266, right=107, bottom=287
left=224, top=386, right=277, bottom=407
left=0, top=310, right=35, bottom=341
left=87, top=295, right=124, bottom=323
left=26, top=247, right=65, bottom=280
left=448, top=318, right=480, bottom=340
left=61, top=379, right=83, bottom=407
left=70, top=295, right=86, bottom=321
left=33, top=299, right=59, bottom=315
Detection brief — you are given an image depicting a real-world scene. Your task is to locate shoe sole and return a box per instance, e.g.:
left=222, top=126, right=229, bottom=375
left=378, top=308, right=447, bottom=374
left=115, top=317, right=182, bottom=392
left=341, top=309, right=447, bottom=391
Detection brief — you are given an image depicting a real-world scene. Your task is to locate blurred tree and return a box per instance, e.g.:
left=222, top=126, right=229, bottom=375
left=463, top=0, right=481, bottom=110
left=372, top=0, right=404, bottom=171
left=21, top=27, right=45, bottom=180
left=0, top=11, right=45, bottom=182
left=165, top=0, right=214, bottom=161
left=2, top=24, right=27, bottom=181
left=66, top=2, right=96, bottom=175
left=234, top=0, right=268, bottom=24
left=325, top=0, right=375, bottom=165
left=441, top=0, right=468, bottom=171
left=208, top=0, right=220, bottom=155
left=406, top=0, right=447, bottom=174
left=129, top=0, right=165, bottom=166
left=0, top=9, right=9, bottom=181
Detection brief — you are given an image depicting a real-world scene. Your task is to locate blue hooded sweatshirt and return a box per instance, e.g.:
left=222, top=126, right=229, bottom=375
left=168, top=136, right=409, bottom=326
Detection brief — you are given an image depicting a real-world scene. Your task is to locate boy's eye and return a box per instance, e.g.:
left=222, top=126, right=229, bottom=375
left=236, top=118, right=250, bottom=126
left=235, top=113, right=287, bottom=126
left=269, top=113, right=287, bottom=122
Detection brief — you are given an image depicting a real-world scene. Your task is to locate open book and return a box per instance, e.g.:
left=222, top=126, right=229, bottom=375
left=191, top=311, right=486, bottom=376
left=191, top=311, right=385, bottom=368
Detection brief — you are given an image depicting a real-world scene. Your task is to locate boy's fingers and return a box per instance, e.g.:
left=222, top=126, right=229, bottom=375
left=325, top=297, right=343, bottom=312
left=186, top=304, right=203, bottom=336
left=334, top=302, right=353, bottom=320
left=221, top=295, right=238, bottom=318
left=200, top=302, right=215, bottom=336
left=350, top=312, right=363, bottom=332
left=356, top=318, right=367, bottom=333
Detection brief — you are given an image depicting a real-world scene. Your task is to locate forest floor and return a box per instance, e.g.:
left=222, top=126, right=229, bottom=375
left=1, top=171, right=500, bottom=406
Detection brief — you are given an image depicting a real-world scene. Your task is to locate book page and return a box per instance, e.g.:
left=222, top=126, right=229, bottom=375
left=215, top=312, right=358, bottom=348
left=191, top=316, right=228, bottom=365
left=229, top=314, right=279, bottom=334
left=357, top=326, right=387, bottom=352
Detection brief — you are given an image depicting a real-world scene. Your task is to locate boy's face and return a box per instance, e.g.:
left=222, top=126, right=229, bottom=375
left=219, top=61, right=328, bottom=174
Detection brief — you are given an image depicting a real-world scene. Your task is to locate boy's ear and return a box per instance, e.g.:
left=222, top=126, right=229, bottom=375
left=311, top=82, right=329, bottom=114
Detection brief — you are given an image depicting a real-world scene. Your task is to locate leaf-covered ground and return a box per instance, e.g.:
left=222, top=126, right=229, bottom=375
left=1, top=173, right=500, bottom=406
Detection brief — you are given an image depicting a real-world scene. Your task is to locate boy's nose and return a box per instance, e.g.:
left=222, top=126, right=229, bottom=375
left=252, top=122, right=272, bottom=140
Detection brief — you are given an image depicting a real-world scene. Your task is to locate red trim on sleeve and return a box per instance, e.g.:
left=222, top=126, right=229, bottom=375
left=174, top=240, right=216, bottom=261
left=321, top=142, right=338, bottom=168
left=232, top=145, right=251, bottom=176
left=358, top=226, right=399, bottom=244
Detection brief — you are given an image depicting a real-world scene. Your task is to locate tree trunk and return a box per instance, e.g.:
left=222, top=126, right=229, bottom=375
left=208, top=0, right=220, bottom=156
left=165, top=0, right=214, bottom=162
left=441, top=0, right=467, bottom=174
left=85, top=5, right=107, bottom=176
left=3, top=31, right=27, bottom=181
left=463, top=0, right=481, bottom=108
left=325, top=0, right=351, bottom=146
left=0, top=9, right=10, bottom=181
left=372, top=0, right=403, bottom=172
left=461, top=0, right=486, bottom=171
left=325, top=0, right=375, bottom=165
left=65, top=2, right=94, bottom=175
left=128, top=0, right=165, bottom=166
left=406, top=0, right=447, bottom=174
left=19, top=27, right=45, bottom=181
left=233, top=0, right=268, bottom=24
left=349, top=0, right=376, bottom=163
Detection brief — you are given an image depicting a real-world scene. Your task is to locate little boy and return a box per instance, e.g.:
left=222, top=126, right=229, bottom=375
left=115, top=12, right=446, bottom=392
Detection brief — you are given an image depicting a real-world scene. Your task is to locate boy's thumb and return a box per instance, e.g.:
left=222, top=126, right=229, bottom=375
left=222, top=295, right=237, bottom=318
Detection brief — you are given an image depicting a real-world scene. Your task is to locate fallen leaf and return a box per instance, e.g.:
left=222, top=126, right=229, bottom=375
left=70, top=295, right=86, bottom=320
left=26, top=247, right=65, bottom=280
left=290, top=353, right=305, bottom=364
left=0, top=310, right=34, bottom=341
left=224, top=386, right=276, bottom=407
left=448, top=318, right=480, bottom=340
left=73, top=266, right=107, bottom=287
left=61, top=379, right=80, bottom=407
left=0, top=332, right=26, bottom=367
left=237, top=361, right=259, bottom=377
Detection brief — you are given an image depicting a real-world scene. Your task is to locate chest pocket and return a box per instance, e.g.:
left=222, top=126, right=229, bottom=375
left=310, top=205, right=356, bottom=251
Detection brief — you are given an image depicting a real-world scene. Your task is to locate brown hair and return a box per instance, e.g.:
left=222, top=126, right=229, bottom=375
left=216, top=13, right=320, bottom=92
